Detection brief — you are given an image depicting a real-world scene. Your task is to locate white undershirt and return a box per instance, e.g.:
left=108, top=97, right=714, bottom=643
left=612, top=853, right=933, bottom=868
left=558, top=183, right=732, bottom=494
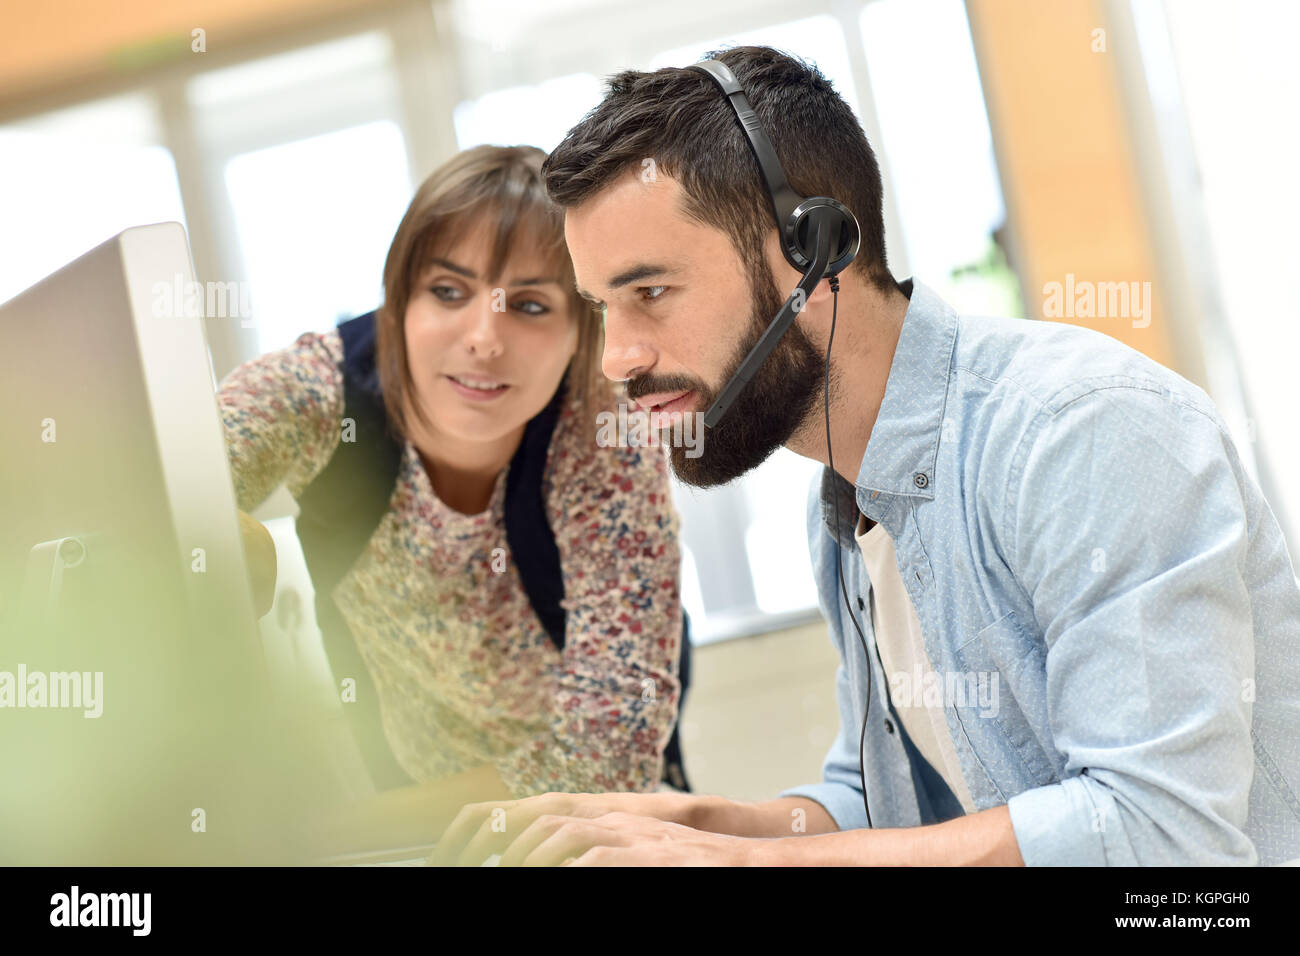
left=854, top=512, right=977, bottom=815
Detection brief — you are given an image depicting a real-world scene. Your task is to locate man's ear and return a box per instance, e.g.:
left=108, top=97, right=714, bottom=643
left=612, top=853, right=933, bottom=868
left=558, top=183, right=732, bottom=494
left=806, top=275, right=836, bottom=306
left=763, top=231, right=836, bottom=307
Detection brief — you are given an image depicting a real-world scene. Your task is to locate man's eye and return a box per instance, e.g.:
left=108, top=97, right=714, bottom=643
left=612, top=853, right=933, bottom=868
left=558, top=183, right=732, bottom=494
left=515, top=299, right=549, bottom=316
left=639, top=285, right=668, bottom=302
left=431, top=285, right=463, bottom=302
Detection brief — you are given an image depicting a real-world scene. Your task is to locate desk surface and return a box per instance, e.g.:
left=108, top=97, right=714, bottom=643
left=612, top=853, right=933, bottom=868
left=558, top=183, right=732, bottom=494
left=321, top=845, right=503, bottom=866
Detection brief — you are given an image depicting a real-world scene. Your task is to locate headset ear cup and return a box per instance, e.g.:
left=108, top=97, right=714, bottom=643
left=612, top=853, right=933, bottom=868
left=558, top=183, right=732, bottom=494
left=831, top=210, right=862, bottom=274
left=787, top=198, right=861, bottom=275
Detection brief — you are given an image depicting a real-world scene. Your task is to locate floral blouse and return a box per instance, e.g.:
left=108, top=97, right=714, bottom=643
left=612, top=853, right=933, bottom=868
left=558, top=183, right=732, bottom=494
left=217, top=329, right=683, bottom=797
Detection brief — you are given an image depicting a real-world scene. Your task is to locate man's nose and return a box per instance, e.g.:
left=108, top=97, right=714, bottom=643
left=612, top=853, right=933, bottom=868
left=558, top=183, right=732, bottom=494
left=600, top=310, right=656, bottom=383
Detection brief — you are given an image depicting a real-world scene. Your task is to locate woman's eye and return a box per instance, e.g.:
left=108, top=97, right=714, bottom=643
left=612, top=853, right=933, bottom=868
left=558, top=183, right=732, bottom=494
left=639, top=285, right=668, bottom=303
left=431, top=285, right=463, bottom=302
left=515, top=299, right=549, bottom=316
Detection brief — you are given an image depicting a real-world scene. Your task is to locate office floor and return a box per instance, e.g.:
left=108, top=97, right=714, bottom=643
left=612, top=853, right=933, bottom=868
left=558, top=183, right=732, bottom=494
left=677, top=621, right=841, bottom=804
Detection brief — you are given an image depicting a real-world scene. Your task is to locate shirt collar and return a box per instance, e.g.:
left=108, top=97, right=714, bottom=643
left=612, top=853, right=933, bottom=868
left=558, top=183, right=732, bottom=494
left=819, top=277, right=959, bottom=547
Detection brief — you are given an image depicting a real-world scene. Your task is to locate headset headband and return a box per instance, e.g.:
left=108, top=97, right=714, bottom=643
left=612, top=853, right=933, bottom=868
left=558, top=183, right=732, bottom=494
left=686, top=56, right=862, bottom=427
left=687, top=58, right=860, bottom=277
left=687, top=60, right=804, bottom=238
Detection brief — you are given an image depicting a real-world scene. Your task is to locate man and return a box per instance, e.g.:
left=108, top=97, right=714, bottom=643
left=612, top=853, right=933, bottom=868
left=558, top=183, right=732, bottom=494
left=431, top=45, right=1300, bottom=866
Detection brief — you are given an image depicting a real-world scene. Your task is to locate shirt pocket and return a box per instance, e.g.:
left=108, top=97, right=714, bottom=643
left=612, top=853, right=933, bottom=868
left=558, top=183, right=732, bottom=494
left=951, top=610, right=1059, bottom=793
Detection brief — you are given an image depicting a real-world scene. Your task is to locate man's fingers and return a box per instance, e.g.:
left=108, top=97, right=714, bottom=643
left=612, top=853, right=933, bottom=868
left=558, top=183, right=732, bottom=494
left=498, top=813, right=575, bottom=867
left=455, top=806, right=535, bottom=866
left=430, top=802, right=501, bottom=865
left=517, top=818, right=623, bottom=868
left=503, top=812, right=650, bottom=867
left=446, top=795, right=565, bottom=866
left=563, top=846, right=617, bottom=866
left=428, top=805, right=479, bottom=865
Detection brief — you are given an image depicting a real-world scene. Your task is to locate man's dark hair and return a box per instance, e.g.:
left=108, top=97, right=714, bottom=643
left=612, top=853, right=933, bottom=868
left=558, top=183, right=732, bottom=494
left=543, top=45, right=898, bottom=293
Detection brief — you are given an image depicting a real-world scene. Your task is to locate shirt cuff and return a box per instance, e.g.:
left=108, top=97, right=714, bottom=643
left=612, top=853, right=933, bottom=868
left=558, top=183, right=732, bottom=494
left=1007, top=777, right=1109, bottom=866
left=778, top=782, right=870, bottom=832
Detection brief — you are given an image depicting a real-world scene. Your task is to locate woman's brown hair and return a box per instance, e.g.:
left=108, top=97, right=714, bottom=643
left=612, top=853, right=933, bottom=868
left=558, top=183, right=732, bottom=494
left=377, top=144, right=610, bottom=439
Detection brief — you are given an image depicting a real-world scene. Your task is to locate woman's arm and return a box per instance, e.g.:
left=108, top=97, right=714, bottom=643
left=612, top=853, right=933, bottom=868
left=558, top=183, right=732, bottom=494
left=220, top=333, right=346, bottom=617
left=217, top=331, right=346, bottom=511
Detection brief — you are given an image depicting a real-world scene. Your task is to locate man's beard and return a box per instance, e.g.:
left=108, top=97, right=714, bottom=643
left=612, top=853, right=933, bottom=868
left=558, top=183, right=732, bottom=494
left=627, top=262, right=827, bottom=488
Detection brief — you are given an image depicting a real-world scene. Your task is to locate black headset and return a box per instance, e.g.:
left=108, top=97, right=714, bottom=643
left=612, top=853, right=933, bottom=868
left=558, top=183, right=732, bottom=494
left=689, top=57, right=876, bottom=828
left=687, top=58, right=862, bottom=428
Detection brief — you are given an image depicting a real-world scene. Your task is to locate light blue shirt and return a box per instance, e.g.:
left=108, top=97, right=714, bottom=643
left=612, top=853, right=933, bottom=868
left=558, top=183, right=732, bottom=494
left=780, top=278, right=1300, bottom=865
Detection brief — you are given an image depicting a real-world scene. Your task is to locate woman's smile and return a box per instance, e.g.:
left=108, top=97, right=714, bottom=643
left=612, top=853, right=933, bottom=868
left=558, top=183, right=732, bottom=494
left=444, top=372, right=512, bottom=401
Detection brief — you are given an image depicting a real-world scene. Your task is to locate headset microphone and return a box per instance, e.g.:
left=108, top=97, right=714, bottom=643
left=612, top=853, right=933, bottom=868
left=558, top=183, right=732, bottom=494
left=689, top=57, right=876, bottom=828
left=702, top=216, right=832, bottom=428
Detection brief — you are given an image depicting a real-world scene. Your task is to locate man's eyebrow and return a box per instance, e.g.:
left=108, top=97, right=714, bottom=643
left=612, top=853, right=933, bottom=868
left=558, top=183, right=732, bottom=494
left=575, top=264, right=677, bottom=305
left=608, top=263, right=674, bottom=290
left=426, top=257, right=560, bottom=287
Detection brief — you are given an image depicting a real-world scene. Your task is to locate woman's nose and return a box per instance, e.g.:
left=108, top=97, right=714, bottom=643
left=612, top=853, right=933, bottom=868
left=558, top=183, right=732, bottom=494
left=462, top=293, right=505, bottom=358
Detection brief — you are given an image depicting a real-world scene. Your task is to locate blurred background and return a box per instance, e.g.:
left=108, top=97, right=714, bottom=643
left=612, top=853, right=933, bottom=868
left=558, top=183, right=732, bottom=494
left=2, top=0, right=1296, bottom=802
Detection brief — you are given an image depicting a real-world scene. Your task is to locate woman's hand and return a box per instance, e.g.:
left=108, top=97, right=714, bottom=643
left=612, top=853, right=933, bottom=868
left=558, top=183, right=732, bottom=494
left=236, top=509, right=277, bottom=618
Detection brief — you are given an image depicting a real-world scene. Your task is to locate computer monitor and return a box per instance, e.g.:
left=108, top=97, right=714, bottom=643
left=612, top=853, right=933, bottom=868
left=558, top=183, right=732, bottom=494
left=0, top=222, right=328, bottom=864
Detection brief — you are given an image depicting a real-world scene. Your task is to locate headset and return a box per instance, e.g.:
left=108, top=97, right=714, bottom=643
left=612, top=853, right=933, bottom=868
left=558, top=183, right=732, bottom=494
left=687, top=59, right=860, bottom=429
left=689, top=58, right=876, bottom=827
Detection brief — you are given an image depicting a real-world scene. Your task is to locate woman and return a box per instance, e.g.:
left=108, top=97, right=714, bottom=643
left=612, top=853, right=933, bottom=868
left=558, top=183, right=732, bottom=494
left=218, top=145, right=687, bottom=852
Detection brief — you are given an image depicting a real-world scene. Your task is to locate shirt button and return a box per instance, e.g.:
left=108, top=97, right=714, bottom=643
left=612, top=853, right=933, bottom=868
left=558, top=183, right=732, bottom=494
left=913, top=472, right=929, bottom=489
left=884, top=718, right=896, bottom=734
left=857, top=596, right=865, bottom=611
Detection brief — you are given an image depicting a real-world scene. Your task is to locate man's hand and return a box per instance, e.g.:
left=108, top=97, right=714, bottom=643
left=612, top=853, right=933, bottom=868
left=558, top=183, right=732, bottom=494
left=429, top=790, right=702, bottom=866
left=306, top=765, right=514, bottom=859
left=432, top=796, right=1025, bottom=866
left=503, top=811, right=754, bottom=866
left=236, top=509, right=277, bottom=618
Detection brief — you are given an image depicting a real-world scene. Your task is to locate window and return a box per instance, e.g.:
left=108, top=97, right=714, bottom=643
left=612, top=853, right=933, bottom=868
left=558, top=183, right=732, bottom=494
left=1140, top=0, right=1300, bottom=553
left=454, top=73, right=605, bottom=152
left=651, top=14, right=862, bottom=116
left=0, top=94, right=185, bottom=305
left=743, top=449, right=823, bottom=614
left=187, top=32, right=413, bottom=355
left=222, top=122, right=413, bottom=353
left=860, top=0, right=1020, bottom=318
